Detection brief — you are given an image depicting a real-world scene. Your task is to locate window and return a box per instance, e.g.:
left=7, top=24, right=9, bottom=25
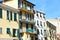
left=31, top=25, right=33, bottom=29
left=25, top=13, right=28, bottom=19
left=37, top=20, right=39, bottom=26
left=43, top=15, right=45, bottom=19
left=13, top=29, right=17, bottom=37
left=0, top=8, right=2, bottom=18
left=37, top=14, right=38, bottom=17
left=40, top=21, right=42, bottom=26
left=37, top=29, right=39, bottom=34
left=0, top=27, right=2, bottom=34
left=44, top=30, right=46, bottom=36
left=19, top=22, right=22, bottom=29
left=19, top=11, right=22, bottom=19
left=7, top=10, right=9, bottom=20
left=27, top=34, right=28, bottom=38
left=22, top=2, right=26, bottom=9
left=30, top=15, right=31, bottom=20
left=41, top=30, right=43, bottom=35
left=14, top=13, right=17, bottom=21
left=10, top=11, right=12, bottom=20
left=32, top=15, right=34, bottom=20
left=18, top=0, right=20, bottom=8
left=41, top=37, right=43, bottom=40
left=44, top=22, right=45, bottom=26
left=40, top=13, right=42, bottom=18
left=7, top=28, right=10, bottom=34
left=27, top=5, right=30, bottom=11
left=30, top=6, right=33, bottom=12
left=30, top=36, right=33, bottom=40
left=7, top=11, right=13, bottom=20
left=28, top=14, right=29, bottom=20
left=26, top=24, right=28, bottom=29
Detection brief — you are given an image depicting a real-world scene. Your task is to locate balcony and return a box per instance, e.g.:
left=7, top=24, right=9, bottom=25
left=19, top=28, right=36, bottom=34
left=26, top=29, right=33, bottom=33
left=18, top=5, right=34, bottom=15
left=19, top=19, right=35, bottom=25
left=26, top=29, right=36, bottom=34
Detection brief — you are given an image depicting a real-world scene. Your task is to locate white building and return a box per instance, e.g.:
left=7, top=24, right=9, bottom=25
left=34, top=10, right=46, bottom=40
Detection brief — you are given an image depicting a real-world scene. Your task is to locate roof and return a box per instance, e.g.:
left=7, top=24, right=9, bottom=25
left=34, top=10, right=45, bottom=15
left=46, top=21, right=56, bottom=30
left=26, top=0, right=35, bottom=6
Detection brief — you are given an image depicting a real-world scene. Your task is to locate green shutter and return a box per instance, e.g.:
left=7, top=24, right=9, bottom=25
left=17, top=29, right=20, bottom=38
left=0, top=8, right=2, bottom=18
left=7, top=10, right=9, bottom=20
left=14, top=13, right=17, bottom=21
left=10, top=11, right=12, bottom=20
left=7, top=28, right=10, bottom=34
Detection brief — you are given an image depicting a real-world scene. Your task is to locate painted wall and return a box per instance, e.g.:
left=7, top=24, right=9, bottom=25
left=0, top=8, right=19, bottom=40
left=3, top=0, right=18, bottom=9
left=46, top=22, right=56, bottom=40
left=34, top=11, right=46, bottom=40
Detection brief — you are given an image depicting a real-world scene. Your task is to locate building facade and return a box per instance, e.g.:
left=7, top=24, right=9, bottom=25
left=47, top=18, right=60, bottom=40
left=0, top=0, right=36, bottom=40
left=34, top=10, right=46, bottom=40
left=46, top=21, right=56, bottom=40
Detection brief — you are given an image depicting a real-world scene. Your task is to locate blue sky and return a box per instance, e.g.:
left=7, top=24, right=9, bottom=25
left=0, top=0, right=60, bottom=19
left=28, top=0, right=60, bottom=19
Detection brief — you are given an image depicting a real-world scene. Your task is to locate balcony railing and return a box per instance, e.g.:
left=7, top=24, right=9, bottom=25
left=19, top=19, right=35, bottom=25
left=19, top=28, right=36, bottom=34
left=26, top=29, right=33, bottom=33
left=26, top=29, right=36, bottom=34
left=18, top=4, right=34, bottom=14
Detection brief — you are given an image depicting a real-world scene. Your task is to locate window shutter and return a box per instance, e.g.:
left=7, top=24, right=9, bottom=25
left=17, top=29, right=20, bottom=38
left=7, top=10, right=9, bottom=20
left=0, top=8, right=2, bottom=18
left=14, top=13, right=17, bottom=21
left=10, top=11, right=12, bottom=20
left=7, top=28, right=10, bottom=34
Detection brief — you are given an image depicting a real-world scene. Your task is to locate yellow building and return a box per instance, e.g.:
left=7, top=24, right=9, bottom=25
left=0, top=0, right=36, bottom=40
left=46, top=21, right=56, bottom=40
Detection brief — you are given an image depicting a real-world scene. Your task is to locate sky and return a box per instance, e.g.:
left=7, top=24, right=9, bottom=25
left=0, top=0, right=60, bottom=19
left=28, top=0, right=60, bottom=19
